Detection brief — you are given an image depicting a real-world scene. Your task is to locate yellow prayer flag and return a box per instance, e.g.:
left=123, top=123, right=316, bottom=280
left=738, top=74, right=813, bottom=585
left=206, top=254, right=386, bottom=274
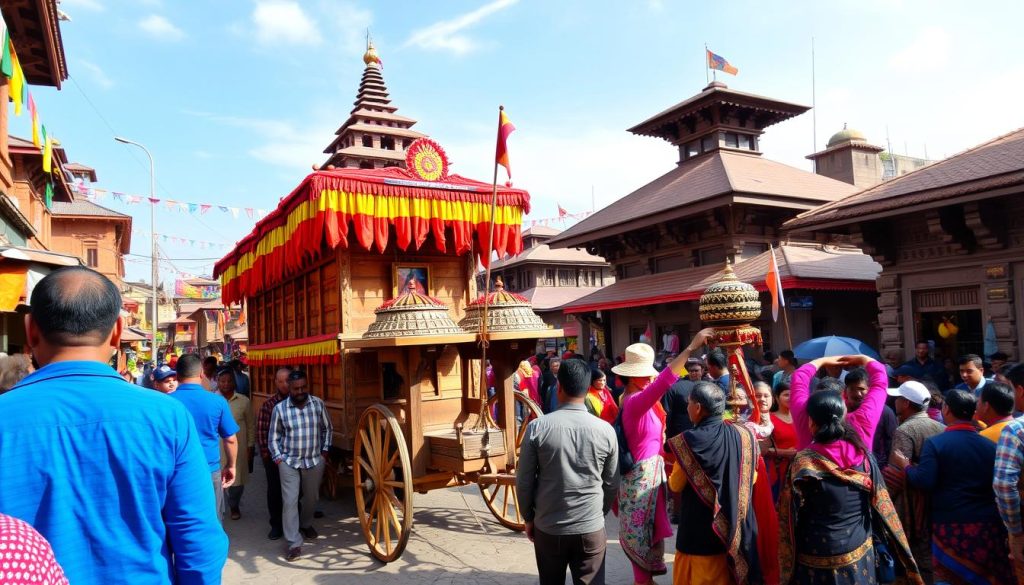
left=9, top=43, right=23, bottom=115
left=42, top=136, right=53, bottom=174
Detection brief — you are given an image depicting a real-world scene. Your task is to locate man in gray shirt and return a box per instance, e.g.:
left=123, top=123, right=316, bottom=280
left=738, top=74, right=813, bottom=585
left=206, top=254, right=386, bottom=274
left=517, top=358, right=619, bottom=585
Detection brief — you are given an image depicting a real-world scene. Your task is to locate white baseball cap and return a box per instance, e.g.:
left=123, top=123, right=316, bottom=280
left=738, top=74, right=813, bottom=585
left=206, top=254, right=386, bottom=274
left=886, top=380, right=931, bottom=405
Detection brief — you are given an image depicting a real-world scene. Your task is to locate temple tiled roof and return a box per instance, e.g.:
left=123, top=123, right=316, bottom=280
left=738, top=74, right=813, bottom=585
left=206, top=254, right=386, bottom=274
left=788, top=126, right=1024, bottom=231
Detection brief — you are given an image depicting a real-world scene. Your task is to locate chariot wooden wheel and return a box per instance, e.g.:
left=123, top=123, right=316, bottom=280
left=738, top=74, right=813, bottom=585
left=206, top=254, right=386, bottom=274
left=353, top=404, right=413, bottom=562
left=478, top=390, right=543, bottom=530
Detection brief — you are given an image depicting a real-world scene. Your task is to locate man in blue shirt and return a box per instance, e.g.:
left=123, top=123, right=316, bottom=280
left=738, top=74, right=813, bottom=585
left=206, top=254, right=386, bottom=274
left=955, top=353, right=988, bottom=397
left=0, top=266, right=227, bottom=584
left=171, top=353, right=239, bottom=520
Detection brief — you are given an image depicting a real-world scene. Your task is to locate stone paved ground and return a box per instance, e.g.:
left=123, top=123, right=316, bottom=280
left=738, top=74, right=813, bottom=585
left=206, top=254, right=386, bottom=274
left=222, top=459, right=656, bottom=584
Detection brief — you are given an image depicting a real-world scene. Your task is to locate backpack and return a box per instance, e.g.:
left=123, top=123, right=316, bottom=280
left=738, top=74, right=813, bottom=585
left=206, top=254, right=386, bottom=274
left=611, top=409, right=635, bottom=476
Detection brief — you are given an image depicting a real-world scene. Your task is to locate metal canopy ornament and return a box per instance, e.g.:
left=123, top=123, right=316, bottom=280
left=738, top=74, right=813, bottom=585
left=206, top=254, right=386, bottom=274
left=698, top=261, right=763, bottom=415
left=363, top=280, right=464, bottom=338
left=459, top=277, right=547, bottom=333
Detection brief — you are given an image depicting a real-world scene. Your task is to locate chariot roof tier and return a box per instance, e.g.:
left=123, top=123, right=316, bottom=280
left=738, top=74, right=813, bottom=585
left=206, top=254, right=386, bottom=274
left=214, top=139, right=531, bottom=306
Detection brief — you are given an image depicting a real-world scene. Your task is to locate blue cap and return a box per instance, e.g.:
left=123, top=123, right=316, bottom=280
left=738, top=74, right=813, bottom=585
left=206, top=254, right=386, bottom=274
left=153, top=365, right=177, bottom=381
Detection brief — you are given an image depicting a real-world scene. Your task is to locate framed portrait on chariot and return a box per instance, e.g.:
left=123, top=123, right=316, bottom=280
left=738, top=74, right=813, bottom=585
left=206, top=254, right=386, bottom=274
left=393, top=264, right=431, bottom=297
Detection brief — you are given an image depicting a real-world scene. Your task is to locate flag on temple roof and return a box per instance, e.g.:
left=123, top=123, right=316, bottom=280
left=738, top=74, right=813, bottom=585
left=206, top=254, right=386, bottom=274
left=495, top=107, right=515, bottom=180
left=558, top=204, right=567, bottom=218
left=41, top=126, right=52, bottom=173
left=706, top=50, right=738, bottom=75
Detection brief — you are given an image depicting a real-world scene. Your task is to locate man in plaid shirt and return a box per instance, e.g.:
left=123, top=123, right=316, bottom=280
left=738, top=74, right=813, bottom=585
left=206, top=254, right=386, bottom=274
left=269, top=369, right=333, bottom=561
left=994, top=363, right=1024, bottom=583
left=257, top=366, right=292, bottom=541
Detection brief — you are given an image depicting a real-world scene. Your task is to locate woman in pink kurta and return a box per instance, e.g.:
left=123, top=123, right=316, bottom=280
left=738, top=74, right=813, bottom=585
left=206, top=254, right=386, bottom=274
left=614, top=330, right=713, bottom=585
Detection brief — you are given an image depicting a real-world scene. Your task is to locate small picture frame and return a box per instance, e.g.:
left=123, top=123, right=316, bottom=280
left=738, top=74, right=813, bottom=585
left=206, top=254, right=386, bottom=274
left=393, top=264, right=430, bottom=297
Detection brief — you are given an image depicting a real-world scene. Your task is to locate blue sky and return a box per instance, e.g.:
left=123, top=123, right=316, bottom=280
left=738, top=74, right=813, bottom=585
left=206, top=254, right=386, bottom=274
left=20, top=0, right=1024, bottom=283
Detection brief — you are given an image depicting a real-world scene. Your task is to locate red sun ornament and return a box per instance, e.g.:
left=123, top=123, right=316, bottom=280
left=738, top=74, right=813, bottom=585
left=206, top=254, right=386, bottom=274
left=405, top=138, right=450, bottom=182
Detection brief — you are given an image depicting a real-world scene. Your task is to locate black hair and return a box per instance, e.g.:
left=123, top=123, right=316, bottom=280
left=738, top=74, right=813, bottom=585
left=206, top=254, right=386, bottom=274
left=772, top=379, right=791, bottom=398
left=202, top=356, right=218, bottom=368
left=844, top=367, right=868, bottom=388
left=690, top=381, right=726, bottom=417
left=175, top=353, right=203, bottom=378
left=958, top=354, right=983, bottom=369
left=30, top=266, right=121, bottom=346
left=814, top=377, right=844, bottom=394
left=991, top=352, right=1009, bottom=361
left=706, top=351, right=727, bottom=369
left=1007, top=364, right=1024, bottom=389
left=779, top=350, right=798, bottom=367
left=590, top=368, right=606, bottom=384
left=944, top=389, right=976, bottom=421
left=557, top=358, right=590, bottom=398
left=981, top=381, right=1014, bottom=417
left=806, top=390, right=868, bottom=454
left=216, top=367, right=235, bottom=380
left=288, top=369, right=307, bottom=383
left=914, top=340, right=929, bottom=348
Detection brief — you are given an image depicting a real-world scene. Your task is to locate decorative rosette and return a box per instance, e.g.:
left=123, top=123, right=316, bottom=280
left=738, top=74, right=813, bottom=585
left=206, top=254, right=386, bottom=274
left=405, top=138, right=449, bottom=182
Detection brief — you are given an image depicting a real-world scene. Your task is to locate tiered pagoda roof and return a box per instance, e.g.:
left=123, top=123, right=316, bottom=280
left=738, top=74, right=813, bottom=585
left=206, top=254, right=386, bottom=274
left=322, top=42, right=425, bottom=169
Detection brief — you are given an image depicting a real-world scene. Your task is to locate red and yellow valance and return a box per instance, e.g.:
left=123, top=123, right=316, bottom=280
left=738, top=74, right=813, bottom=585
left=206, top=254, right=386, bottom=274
left=214, top=167, right=531, bottom=305
left=246, top=333, right=340, bottom=367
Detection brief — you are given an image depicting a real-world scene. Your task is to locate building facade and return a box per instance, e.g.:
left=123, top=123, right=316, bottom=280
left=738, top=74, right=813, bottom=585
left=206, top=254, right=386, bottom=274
left=788, top=127, right=1024, bottom=362
left=478, top=226, right=614, bottom=350
left=548, top=82, right=882, bottom=358
left=49, top=199, right=131, bottom=289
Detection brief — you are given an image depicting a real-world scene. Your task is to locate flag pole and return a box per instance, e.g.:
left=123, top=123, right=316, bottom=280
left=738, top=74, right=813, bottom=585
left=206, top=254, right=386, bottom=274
left=473, top=105, right=504, bottom=432
left=704, top=43, right=709, bottom=84
left=778, top=245, right=794, bottom=350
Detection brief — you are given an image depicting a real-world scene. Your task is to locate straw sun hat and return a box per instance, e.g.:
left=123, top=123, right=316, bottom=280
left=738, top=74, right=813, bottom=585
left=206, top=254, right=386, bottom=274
left=611, top=343, right=659, bottom=378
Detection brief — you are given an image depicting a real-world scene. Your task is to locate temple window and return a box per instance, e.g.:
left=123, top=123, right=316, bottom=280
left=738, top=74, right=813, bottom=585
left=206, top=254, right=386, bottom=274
left=361, top=135, right=372, bottom=147
left=381, top=137, right=395, bottom=150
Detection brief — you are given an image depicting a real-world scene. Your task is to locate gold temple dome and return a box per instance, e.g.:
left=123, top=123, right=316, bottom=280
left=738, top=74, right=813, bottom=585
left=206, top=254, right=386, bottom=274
left=363, top=42, right=381, bottom=67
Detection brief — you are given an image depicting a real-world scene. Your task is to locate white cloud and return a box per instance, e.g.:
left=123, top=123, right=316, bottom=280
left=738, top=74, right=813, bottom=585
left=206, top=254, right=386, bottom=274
left=888, top=26, right=950, bottom=73
left=59, top=0, right=105, bottom=11
left=404, top=0, right=518, bottom=55
left=138, top=14, right=185, bottom=42
left=76, top=59, right=114, bottom=89
left=251, top=0, right=322, bottom=46
left=185, top=110, right=327, bottom=170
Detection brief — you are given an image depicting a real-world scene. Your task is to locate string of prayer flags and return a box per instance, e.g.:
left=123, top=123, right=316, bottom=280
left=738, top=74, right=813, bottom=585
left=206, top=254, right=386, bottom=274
left=72, top=183, right=268, bottom=221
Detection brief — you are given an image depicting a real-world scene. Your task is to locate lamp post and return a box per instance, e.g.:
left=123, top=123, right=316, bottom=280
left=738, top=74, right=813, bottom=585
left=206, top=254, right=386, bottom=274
left=114, top=137, right=158, bottom=363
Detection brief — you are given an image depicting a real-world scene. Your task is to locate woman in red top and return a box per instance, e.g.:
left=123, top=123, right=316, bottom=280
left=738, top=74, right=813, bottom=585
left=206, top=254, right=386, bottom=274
left=584, top=368, right=618, bottom=424
left=765, top=380, right=798, bottom=503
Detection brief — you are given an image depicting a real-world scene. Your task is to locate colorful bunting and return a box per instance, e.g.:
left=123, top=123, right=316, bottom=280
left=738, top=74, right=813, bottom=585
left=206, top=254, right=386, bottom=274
left=41, top=126, right=52, bottom=173
left=28, top=93, right=39, bottom=147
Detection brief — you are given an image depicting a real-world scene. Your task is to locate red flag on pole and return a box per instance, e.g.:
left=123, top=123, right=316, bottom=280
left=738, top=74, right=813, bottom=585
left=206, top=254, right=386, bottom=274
left=557, top=204, right=567, bottom=218
left=766, top=245, right=785, bottom=321
left=495, top=107, right=515, bottom=180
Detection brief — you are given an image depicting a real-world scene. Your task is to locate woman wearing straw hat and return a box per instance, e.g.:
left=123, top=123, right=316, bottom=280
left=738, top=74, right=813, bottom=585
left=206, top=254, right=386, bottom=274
left=614, top=328, right=715, bottom=585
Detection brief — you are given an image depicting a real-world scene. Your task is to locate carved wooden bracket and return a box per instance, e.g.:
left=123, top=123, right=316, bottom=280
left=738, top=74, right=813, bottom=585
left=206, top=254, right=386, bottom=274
left=963, top=200, right=1006, bottom=251
left=850, top=222, right=896, bottom=266
left=925, top=206, right=975, bottom=254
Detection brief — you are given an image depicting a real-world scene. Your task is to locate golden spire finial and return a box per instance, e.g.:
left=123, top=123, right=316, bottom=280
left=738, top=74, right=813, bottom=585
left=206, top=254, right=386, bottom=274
left=363, top=32, right=381, bottom=67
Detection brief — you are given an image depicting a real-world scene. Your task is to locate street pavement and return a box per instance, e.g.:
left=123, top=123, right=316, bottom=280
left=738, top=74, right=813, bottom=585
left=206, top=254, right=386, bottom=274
left=222, top=459, right=656, bottom=584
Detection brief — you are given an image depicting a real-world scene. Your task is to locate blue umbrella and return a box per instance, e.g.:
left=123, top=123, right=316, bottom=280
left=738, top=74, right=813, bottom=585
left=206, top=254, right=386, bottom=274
left=793, top=335, right=881, bottom=360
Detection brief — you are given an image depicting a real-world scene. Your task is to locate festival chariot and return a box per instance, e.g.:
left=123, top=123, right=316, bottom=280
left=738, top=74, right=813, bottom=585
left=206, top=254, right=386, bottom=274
left=214, top=139, right=555, bottom=562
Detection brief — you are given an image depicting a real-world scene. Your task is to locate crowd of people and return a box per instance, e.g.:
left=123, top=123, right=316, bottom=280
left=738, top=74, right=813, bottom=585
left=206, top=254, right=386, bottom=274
left=0, top=267, right=334, bottom=583
left=516, top=331, right=1024, bottom=585
left=1, top=265, right=1023, bottom=585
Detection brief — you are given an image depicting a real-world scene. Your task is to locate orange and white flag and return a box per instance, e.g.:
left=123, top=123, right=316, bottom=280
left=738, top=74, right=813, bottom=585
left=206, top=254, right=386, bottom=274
left=766, top=245, right=785, bottom=321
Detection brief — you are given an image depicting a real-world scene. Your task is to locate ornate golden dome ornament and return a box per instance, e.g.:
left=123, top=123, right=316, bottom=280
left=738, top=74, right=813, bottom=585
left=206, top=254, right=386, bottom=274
left=363, top=281, right=465, bottom=338
left=459, top=277, right=547, bottom=333
left=699, top=261, right=764, bottom=415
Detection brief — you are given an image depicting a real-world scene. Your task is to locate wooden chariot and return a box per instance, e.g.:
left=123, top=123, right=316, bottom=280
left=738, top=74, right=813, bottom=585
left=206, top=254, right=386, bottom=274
left=214, top=140, right=554, bottom=562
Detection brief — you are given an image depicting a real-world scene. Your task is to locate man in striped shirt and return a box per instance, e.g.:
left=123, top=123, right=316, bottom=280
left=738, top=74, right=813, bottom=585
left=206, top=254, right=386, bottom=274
left=269, top=369, right=333, bottom=561
left=994, top=364, right=1024, bottom=583
left=257, top=366, right=292, bottom=541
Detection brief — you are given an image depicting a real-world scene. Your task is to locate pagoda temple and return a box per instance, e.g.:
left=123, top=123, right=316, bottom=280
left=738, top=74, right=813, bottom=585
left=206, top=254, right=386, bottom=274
left=321, top=42, right=425, bottom=170
left=548, top=81, right=883, bottom=357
